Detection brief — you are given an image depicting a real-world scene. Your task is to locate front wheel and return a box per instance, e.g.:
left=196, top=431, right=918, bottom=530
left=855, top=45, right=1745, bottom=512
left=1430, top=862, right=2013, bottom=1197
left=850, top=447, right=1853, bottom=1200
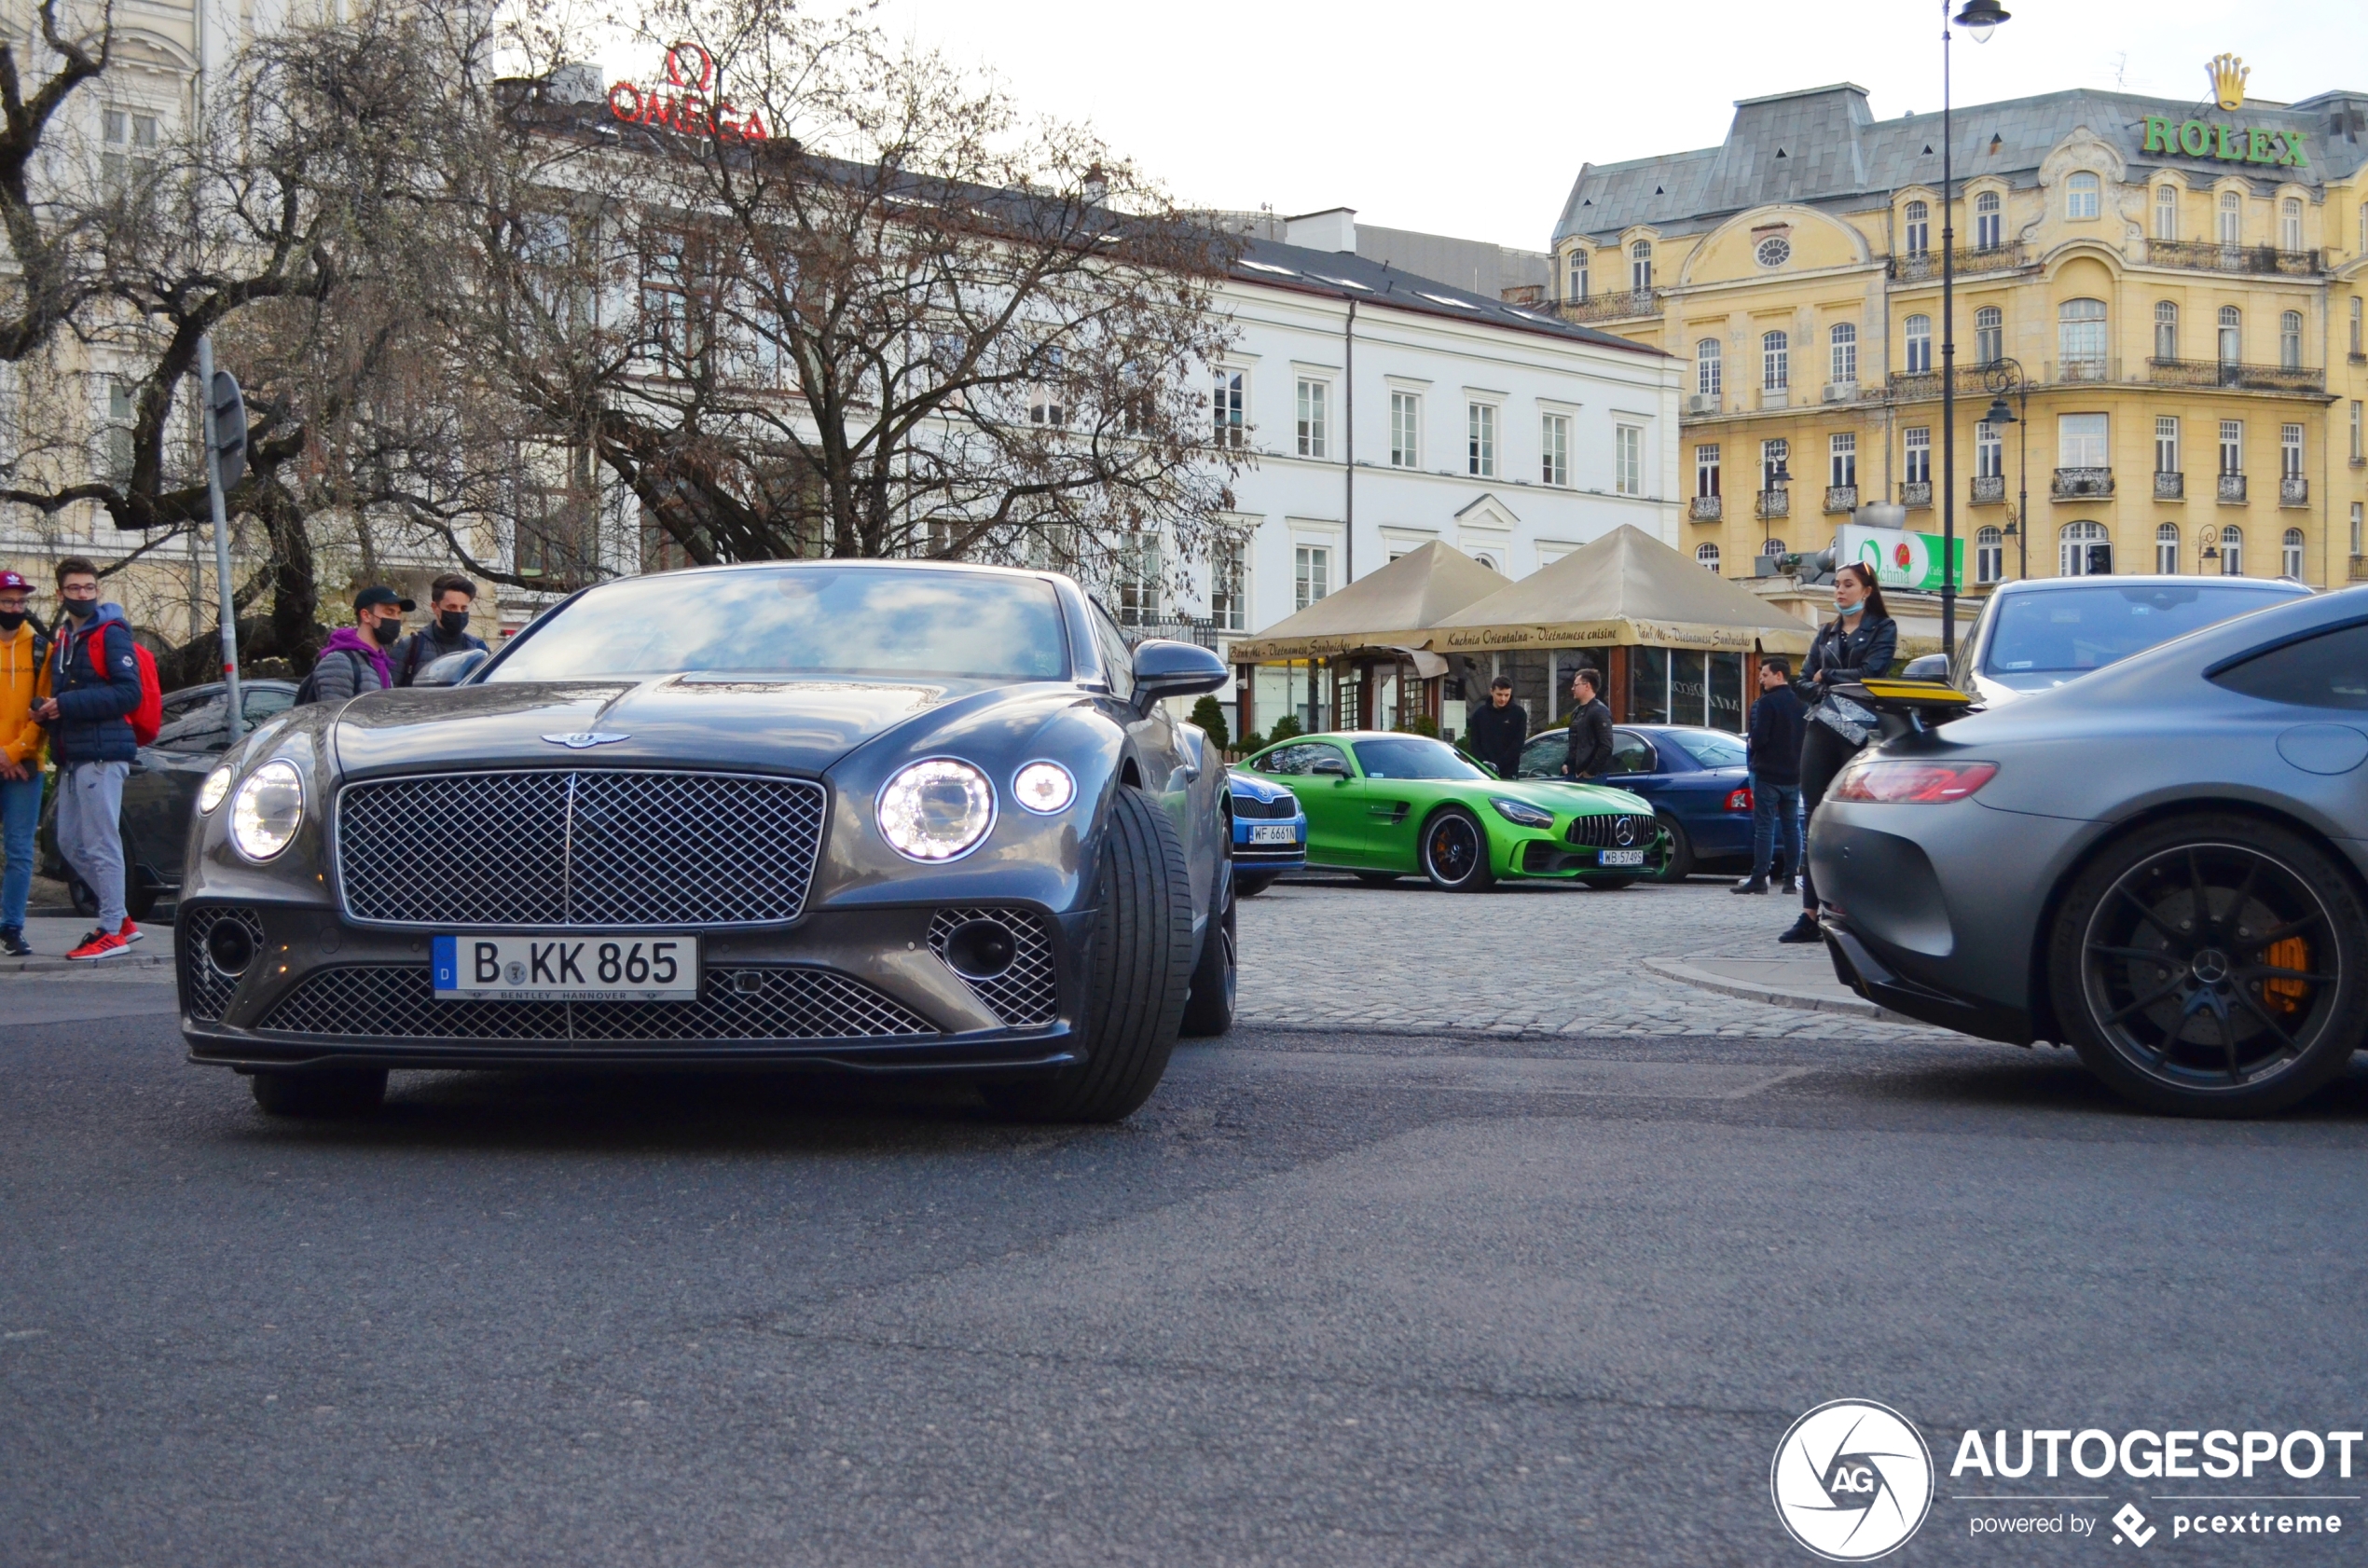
left=250, top=1068, right=387, bottom=1119
left=1652, top=816, right=1695, bottom=883
left=1419, top=807, right=1495, bottom=893
left=2046, top=816, right=2368, bottom=1117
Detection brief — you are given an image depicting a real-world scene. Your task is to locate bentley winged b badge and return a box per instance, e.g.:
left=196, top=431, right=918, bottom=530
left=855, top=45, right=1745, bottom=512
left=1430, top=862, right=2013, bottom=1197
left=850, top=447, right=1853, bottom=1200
left=542, top=732, right=630, bottom=750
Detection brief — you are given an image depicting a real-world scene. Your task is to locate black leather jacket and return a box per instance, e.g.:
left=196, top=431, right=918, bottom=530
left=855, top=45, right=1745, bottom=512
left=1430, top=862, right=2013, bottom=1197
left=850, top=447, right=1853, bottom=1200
left=1564, top=698, right=1615, bottom=777
left=1797, top=612, right=1898, bottom=701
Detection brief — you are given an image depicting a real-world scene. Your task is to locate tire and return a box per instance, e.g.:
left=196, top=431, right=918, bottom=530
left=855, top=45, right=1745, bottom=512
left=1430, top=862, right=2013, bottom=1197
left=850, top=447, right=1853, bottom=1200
left=1353, top=872, right=1401, bottom=887
left=250, top=1067, right=388, bottom=1119
left=68, top=876, right=97, bottom=918
left=1419, top=806, right=1495, bottom=893
left=983, top=787, right=1194, bottom=1122
left=1179, top=872, right=1236, bottom=1038
left=2046, top=815, right=2368, bottom=1117
left=1652, top=815, right=1695, bottom=883
left=1234, top=873, right=1277, bottom=898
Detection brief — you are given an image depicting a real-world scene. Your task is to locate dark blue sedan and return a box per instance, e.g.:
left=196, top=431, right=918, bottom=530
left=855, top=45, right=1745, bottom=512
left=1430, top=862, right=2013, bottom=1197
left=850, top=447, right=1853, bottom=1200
left=1513, top=724, right=1757, bottom=881
left=1226, top=766, right=1307, bottom=895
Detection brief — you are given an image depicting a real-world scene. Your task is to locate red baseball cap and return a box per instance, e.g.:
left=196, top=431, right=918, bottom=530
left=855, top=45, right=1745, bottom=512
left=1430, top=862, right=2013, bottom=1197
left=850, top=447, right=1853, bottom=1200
left=0, top=571, right=31, bottom=592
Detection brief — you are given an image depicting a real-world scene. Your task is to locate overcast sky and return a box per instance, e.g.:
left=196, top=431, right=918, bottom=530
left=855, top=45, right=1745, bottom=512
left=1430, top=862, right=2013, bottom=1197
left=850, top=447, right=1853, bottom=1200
left=854, top=0, right=2368, bottom=252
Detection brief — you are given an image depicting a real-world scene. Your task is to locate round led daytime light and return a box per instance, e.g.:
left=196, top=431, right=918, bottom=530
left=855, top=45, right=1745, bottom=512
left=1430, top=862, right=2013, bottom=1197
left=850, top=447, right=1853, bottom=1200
left=198, top=763, right=236, bottom=815
left=229, top=760, right=306, bottom=861
left=877, top=759, right=996, bottom=861
left=1012, top=761, right=1076, bottom=815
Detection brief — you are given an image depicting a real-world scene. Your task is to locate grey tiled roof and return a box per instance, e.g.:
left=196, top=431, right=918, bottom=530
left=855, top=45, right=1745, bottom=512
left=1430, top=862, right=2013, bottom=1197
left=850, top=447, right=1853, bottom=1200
left=1555, top=82, right=2368, bottom=246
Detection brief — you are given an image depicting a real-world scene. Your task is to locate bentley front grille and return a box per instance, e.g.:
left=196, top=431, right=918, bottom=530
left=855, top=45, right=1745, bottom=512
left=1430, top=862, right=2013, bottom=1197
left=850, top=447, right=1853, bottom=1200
left=928, top=907, right=1060, bottom=1029
left=1564, top=813, right=1658, bottom=849
left=181, top=905, right=266, bottom=1023
left=257, top=964, right=934, bottom=1042
left=337, top=770, right=826, bottom=928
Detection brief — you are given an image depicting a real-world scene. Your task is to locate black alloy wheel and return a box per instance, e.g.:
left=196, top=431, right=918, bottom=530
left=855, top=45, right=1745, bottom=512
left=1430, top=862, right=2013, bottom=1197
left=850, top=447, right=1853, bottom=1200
left=2049, top=817, right=2367, bottom=1116
left=1420, top=807, right=1494, bottom=893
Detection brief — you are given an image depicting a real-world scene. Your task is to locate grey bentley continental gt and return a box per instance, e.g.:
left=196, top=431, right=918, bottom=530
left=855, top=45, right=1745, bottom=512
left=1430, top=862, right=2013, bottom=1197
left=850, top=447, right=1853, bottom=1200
left=1811, top=585, right=2368, bottom=1116
left=174, top=561, right=1236, bottom=1123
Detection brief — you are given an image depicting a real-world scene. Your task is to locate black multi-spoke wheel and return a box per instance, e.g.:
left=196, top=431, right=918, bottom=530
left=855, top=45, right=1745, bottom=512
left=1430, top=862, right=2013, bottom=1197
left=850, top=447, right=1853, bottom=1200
left=1420, top=807, right=1494, bottom=892
left=2049, top=818, right=2366, bottom=1116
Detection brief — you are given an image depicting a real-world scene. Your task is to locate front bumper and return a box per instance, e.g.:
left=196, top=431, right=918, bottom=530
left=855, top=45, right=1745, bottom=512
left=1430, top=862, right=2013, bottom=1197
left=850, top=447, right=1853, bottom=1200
left=176, top=901, right=1082, bottom=1075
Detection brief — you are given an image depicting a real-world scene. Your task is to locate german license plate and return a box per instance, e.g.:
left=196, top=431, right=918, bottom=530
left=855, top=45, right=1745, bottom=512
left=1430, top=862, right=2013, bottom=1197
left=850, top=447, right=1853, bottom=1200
left=432, top=935, right=700, bottom=1001
left=1248, top=824, right=1298, bottom=845
left=1600, top=849, right=1646, bottom=868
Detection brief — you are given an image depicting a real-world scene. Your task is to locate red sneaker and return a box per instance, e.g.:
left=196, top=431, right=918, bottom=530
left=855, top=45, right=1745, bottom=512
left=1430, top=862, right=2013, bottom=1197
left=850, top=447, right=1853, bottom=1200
left=65, top=928, right=131, bottom=962
left=118, top=918, right=142, bottom=944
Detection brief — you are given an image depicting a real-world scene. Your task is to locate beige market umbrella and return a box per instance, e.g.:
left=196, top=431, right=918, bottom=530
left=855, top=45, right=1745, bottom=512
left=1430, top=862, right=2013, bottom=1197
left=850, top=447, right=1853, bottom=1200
left=1424, top=524, right=1813, bottom=655
left=1230, top=540, right=1511, bottom=665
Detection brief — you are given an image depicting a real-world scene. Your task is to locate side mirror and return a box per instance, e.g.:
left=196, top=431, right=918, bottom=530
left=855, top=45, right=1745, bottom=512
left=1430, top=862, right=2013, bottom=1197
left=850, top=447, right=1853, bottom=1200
left=415, top=648, right=490, bottom=688
left=1899, top=653, right=1951, bottom=682
left=1129, top=639, right=1227, bottom=708
left=1311, top=756, right=1349, bottom=777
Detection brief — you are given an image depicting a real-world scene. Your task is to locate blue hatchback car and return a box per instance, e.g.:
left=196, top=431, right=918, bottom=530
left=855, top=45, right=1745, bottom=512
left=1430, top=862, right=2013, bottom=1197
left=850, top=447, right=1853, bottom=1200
left=1226, top=766, right=1307, bottom=895
left=1513, top=724, right=1758, bottom=880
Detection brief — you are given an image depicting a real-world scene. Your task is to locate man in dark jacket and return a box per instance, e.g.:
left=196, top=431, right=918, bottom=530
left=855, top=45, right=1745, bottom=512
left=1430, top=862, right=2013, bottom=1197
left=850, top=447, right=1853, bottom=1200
left=392, top=573, right=489, bottom=686
left=304, top=585, right=410, bottom=706
left=1563, top=668, right=1614, bottom=779
left=1734, top=656, right=1806, bottom=895
left=1465, top=676, right=1527, bottom=778
left=32, top=558, right=143, bottom=960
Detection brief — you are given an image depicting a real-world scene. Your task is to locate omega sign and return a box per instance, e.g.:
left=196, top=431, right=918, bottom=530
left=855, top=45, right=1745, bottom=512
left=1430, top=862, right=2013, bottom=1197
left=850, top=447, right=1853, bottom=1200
left=608, top=43, right=770, bottom=144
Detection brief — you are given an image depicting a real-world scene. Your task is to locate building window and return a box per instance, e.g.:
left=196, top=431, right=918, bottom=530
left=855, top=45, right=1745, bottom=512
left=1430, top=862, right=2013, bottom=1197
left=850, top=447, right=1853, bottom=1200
left=2058, top=412, right=2108, bottom=469
left=1904, top=313, right=1933, bottom=374
left=1294, top=378, right=1329, bottom=460
left=2156, top=416, right=2181, bottom=475
left=2154, top=301, right=2178, bottom=361
left=1568, top=249, right=1589, bottom=302
left=1762, top=330, right=1788, bottom=392
left=1630, top=241, right=1653, bottom=293
left=1755, top=235, right=1792, bottom=268
left=2218, top=190, right=2243, bottom=246
left=101, top=108, right=159, bottom=194
left=2353, top=502, right=2364, bottom=557
left=2059, top=518, right=2110, bottom=577
left=2066, top=172, right=2100, bottom=220
left=1542, top=412, right=1571, bottom=488
left=1760, top=537, right=1787, bottom=557
left=1976, top=526, right=2004, bottom=584
left=1293, top=544, right=1330, bottom=610
left=2155, top=184, right=2180, bottom=241
left=1466, top=402, right=1496, bottom=477
left=1116, top=534, right=1162, bottom=626
left=1976, top=420, right=2003, bottom=479
left=1904, top=199, right=1930, bottom=254
left=2156, top=523, right=2181, bottom=573
left=2279, top=310, right=2303, bottom=372
left=2283, top=527, right=2306, bottom=578
left=1976, top=189, right=2003, bottom=250
left=2352, top=296, right=2363, bottom=357
left=2220, top=523, right=2245, bottom=575
left=1903, top=427, right=1930, bottom=486
left=1696, top=543, right=1722, bottom=573
left=1213, top=369, right=1246, bottom=448
left=1761, top=437, right=1789, bottom=491
left=1614, top=423, right=1644, bottom=496
left=2281, top=422, right=2304, bottom=478
left=1829, top=323, right=1857, bottom=384
left=2217, top=306, right=2242, bottom=366
left=1389, top=391, right=1420, bottom=468
left=2058, top=297, right=2108, bottom=375
left=1829, top=432, right=1856, bottom=488
left=2361, top=202, right=2367, bottom=254
left=1696, top=443, right=1721, bottom=497
left=2280, top=197, right=2304, bottom=252
left=2352, top=400, right=2363, bottom=463
left=1974, top=306, right=2002, bottom=366
left=102, top=375, right=135, bottom=481
left=1210, top=543, right=1246, bottom=632
left=2220, top=419, right=2245, bottom=475
left=1696, top=338, right=1722, bottom=398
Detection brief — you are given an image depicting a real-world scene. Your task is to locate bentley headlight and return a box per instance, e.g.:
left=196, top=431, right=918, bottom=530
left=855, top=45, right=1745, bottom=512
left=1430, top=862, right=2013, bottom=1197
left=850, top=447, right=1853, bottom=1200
left=198, top=763, right=236, bottom=815
left=1491, top=796, right=1554, bottom=829
left=878, top=759, right=996, bottom=861
left=1012, top=761, right=1076, bottom=815
left=229, top=760, right=306, bottom=861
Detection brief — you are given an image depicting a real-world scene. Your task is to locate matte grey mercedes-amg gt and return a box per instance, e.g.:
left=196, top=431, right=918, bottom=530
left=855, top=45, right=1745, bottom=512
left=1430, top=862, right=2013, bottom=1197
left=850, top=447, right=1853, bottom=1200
left=1811, top=585, right=2368, bottom=1116
left=173, top=561, right=1236, bottom=1123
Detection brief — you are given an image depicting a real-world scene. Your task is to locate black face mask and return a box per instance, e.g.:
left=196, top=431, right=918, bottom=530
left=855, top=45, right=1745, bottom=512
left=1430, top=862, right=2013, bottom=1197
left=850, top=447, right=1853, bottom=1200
left=62, top=597, right=99, bottom=621
left=370, top=618, right=402, bottom=646
left=438, top=610, right=471, bottom=637
left=0, top=612, right=23, bottom=634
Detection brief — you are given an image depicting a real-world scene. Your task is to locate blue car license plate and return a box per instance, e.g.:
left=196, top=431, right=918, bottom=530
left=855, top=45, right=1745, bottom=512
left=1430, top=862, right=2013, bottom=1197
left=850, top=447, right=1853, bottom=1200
left=1247, top=824, right=1298, bottom=845
left=432, top=935, right=700, bottom=1001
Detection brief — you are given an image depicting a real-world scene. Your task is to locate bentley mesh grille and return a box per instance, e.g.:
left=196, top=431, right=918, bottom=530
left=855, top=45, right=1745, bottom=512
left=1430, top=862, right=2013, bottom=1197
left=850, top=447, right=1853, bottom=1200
left=336, top=770, right=826, bottom=928
left=1564, top=813, right=1659, bottom=849
left=257, top=964, right=933, bottom=1042
left=181, top=905, right=266, bottom=1023
left=927, top=907, right=1059, bottom=1029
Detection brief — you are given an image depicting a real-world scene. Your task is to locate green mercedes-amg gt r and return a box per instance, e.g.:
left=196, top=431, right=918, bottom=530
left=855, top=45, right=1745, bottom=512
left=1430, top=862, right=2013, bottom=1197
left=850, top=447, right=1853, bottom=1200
left=1236, top=732, right=1668, bottom=891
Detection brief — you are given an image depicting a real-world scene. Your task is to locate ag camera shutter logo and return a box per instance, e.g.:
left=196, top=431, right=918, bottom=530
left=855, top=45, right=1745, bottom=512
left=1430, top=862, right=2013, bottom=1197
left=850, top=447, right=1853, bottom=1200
left=1771, top=1399, right=1934, bottom=1561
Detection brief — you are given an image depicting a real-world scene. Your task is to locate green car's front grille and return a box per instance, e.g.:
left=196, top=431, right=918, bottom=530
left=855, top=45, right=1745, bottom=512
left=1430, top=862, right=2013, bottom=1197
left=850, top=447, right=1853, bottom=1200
left=1565, top=813, right=1658, bottom=849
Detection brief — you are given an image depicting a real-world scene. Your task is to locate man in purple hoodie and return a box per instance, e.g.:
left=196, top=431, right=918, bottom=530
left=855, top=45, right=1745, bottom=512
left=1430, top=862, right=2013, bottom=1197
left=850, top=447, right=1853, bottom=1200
left=302, top=586, right=411, bottom=706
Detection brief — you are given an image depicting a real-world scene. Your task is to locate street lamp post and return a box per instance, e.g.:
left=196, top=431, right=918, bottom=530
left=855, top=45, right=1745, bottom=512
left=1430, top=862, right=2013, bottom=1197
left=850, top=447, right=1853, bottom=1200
left=1982, top=360, right=2031, bottom=580
left=1940, top=0, right=2010, bottom=654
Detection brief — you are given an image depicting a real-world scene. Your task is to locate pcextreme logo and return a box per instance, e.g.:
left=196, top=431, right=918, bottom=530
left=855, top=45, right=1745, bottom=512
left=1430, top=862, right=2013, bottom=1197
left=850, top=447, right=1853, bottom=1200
left=1772, top=1400, right=1935, bottom=1561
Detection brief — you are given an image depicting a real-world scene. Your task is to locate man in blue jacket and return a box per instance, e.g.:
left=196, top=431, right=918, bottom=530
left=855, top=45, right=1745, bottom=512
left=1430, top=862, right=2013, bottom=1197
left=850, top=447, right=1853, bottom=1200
left=32, top=558, right=144, bottom=961
left=1733, top=655, right=1805, bottom=896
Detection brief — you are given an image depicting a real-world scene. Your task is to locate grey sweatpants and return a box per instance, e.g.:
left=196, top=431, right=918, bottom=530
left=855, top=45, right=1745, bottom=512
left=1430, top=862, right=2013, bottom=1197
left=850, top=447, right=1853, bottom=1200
left=56, top=760, right=129, bottom=930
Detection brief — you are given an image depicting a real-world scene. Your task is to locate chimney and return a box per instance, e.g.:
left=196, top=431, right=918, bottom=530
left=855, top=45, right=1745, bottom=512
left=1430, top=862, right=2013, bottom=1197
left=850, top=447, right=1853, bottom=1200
left=1284, top=207, right=1357, bottom=253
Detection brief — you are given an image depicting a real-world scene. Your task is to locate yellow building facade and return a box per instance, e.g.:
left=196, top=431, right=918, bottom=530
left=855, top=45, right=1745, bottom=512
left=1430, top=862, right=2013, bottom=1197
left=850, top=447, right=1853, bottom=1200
left=1551, top=73, right=2368, bottom=592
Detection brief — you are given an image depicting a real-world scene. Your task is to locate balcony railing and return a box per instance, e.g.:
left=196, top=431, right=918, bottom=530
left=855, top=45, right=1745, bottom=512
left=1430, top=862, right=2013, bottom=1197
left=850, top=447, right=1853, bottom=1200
left=1755, top=488, right=1791, bottom=521
left=2218, top=474, right=2248, bottom=503
left=1884, top=365, right=1995, bottom=400
left=2050, top=356, right=2119, bottom=385
left=2146, top=239, right=2322, bottom=277
left=1899, top=480, right=1933, bottom=509
left=1888, top=242, right=2031, bottom=282
left=1556, top=288, right=1659, bottom=323
left=2155, top=471, right=2185, bottom=501
left=1689, top=493, right=1724, bottom=522
left=2352, top=555, right=2368, bottom=583
left=2147, top=357, right=2325, bottom=394
left=2051, top=466, right=2115, bottom=500
left=1970, top=474, right=2005, bottom=504
left=1117, top=614, right=1222, bottom=649
left=2280, top=476, right=2309, bottom=507
left=1824, top=484, right=1859, bottom=515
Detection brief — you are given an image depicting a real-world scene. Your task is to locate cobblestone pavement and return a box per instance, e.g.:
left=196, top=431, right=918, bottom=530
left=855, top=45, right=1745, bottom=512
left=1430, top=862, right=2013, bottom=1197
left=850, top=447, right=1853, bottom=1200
left=1237, top=873, right=1961, bottom=1042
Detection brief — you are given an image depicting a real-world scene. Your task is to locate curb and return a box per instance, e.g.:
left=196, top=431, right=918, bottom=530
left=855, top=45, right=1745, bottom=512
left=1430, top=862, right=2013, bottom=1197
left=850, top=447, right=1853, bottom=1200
left=1641, top=956, right=1918, bottom=1025
left=5, top=952, right=174, bottom=975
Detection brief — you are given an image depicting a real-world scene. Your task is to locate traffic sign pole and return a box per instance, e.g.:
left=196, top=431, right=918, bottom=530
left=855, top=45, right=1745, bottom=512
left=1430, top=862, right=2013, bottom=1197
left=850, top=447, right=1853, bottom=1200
left=196, top=336, right=245, bottom=740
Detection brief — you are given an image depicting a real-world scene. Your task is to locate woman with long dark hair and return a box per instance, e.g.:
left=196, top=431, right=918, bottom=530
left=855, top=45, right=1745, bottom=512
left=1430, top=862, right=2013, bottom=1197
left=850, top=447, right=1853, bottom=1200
left=1780, top=561, right=1898, bottom=943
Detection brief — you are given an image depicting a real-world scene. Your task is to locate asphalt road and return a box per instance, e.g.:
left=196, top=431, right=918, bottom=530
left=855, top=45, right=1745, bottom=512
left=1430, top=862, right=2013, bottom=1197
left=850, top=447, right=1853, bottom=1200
left=4, top=972, right=2365, bottom=1566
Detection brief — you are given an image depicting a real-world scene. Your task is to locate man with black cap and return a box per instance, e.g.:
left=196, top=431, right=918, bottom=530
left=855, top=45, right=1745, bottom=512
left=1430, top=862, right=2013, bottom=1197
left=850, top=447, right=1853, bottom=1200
left=301, top=585, right=412, bottom=706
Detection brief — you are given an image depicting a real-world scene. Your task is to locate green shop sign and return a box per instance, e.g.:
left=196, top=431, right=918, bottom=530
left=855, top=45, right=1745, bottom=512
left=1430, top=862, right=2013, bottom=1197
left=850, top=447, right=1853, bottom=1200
left=2141, top=117, right=2306, bottom=169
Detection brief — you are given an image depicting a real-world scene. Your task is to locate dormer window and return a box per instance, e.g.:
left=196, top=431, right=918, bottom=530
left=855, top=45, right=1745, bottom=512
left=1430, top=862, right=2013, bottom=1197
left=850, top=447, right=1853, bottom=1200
left=1904, top=199, right=1930, bottom=255
left=2066, top=172, right=2100, bottom=221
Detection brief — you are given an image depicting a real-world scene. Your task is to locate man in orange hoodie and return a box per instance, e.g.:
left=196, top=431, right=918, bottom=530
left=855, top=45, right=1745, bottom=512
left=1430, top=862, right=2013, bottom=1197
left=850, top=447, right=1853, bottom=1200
left=0, top=569, right=48, bottom=955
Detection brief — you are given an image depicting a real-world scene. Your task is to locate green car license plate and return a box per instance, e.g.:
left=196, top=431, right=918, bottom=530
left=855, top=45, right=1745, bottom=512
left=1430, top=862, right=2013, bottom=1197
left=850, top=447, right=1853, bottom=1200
left=432, top=935, right=699, bottom=1001
left=1600, top=849, right=1646, bottom=868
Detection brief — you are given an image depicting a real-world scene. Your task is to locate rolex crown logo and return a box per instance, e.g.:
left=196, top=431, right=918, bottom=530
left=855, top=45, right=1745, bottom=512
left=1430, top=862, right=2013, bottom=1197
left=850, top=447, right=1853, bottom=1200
left=2208, top=51, right=2249, bottom=112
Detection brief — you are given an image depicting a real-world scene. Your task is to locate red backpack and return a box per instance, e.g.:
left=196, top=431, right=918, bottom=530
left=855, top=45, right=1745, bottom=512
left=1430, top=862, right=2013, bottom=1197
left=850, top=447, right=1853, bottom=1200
left=128, top=642, right=163, bottom=747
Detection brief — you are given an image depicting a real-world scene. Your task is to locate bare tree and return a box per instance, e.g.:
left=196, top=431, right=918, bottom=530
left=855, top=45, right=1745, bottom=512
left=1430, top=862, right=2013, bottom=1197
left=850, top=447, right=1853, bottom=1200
left=0, top=0, right=110, bottom=363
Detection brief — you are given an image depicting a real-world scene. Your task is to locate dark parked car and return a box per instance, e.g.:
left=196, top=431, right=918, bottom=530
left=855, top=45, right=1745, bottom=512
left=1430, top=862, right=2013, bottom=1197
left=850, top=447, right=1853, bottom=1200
left=1513, top=723, right=1755, bottom=879
left=40, top=680, right=299, bottom=917
left=1813, top=585, right=2368, bottom=1116
left=1226, top=766, right=1305, bottom=895
left=174, top=562, right=1235, bottom=1123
